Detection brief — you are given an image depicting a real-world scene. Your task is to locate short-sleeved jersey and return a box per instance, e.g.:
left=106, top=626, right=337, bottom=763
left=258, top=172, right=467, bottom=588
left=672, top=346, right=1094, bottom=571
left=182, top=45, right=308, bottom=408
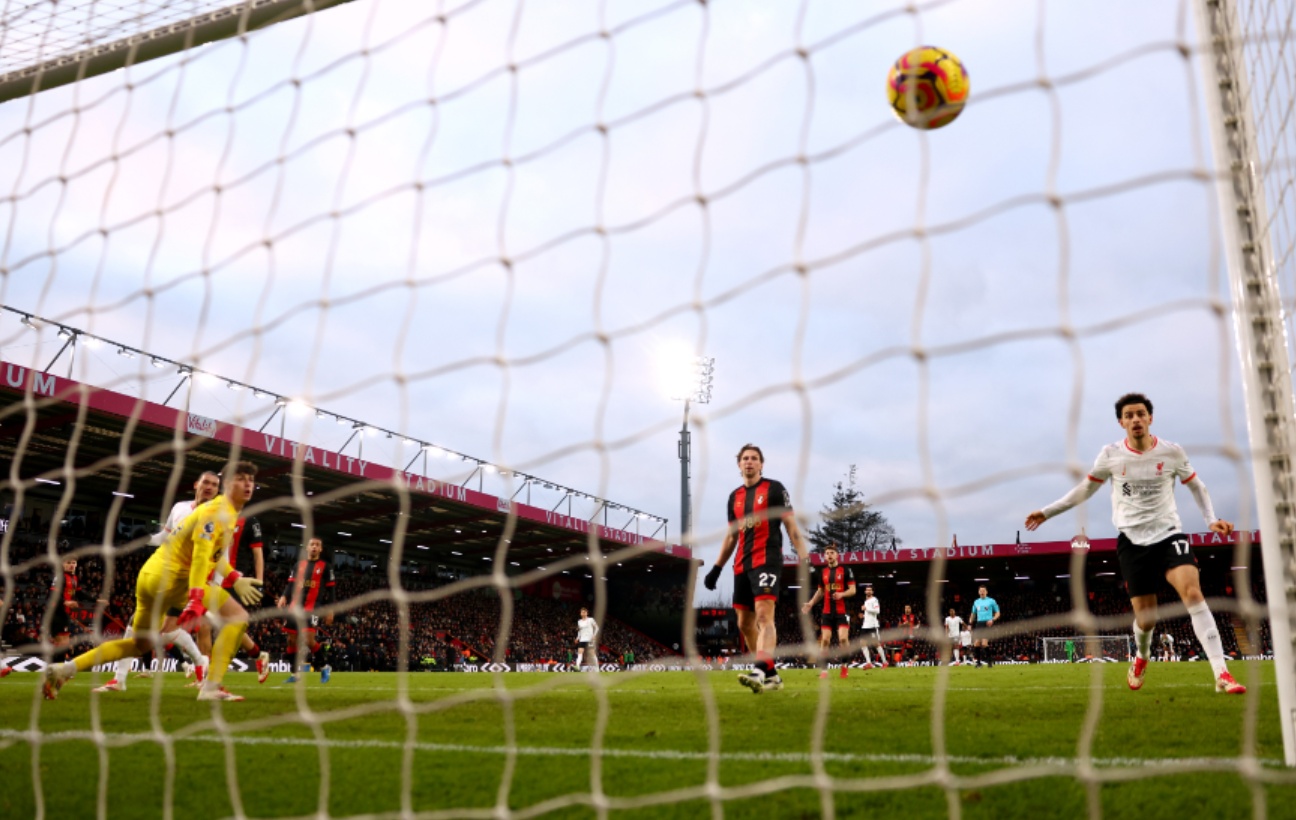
left=227, top=516, right=263, bottom=575
left=861, top=596, right=880, bottom=629
left=900, top=612, right=918, bottom=636
left=50, top=573, right=89, bottom=615
left=971, top=596, right=1000, bottom=625
left=146, top=495, right=240, bottom=591
left=815, top=565, right=855, bottom=615
left=1087, top=437, right=1198, bottom=546
left=944, top=615, right=964, bottom=638
left=576, top=617, right=599, bottom=643
left=960, top=628, right=972, bottom=646
left=1161, top=633, right=1174, bottom=646
left=726, top=478, right=793, bottom=574
left=284, top=558, right=336, bottom=611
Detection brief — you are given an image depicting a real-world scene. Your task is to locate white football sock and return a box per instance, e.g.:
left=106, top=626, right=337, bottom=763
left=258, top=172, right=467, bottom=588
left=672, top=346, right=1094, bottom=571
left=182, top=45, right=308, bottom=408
left=862, top=646, right=872, bottom=664
left=1133, top=621, right=1153, bottom=660
left=160, top=628, right=204, bottom=666
left=113, top=627, right=135, bottom=688
left=1188, top=601, right=1228, bottom=677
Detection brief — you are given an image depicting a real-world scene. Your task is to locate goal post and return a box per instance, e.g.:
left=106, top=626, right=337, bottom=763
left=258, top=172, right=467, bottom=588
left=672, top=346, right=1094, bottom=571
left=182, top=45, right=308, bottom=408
left=1193, top=0, right=1296, bottom=767
left=0, top=0, right=357, bottom=104
left=1041, top=636, right=1134, bottom=664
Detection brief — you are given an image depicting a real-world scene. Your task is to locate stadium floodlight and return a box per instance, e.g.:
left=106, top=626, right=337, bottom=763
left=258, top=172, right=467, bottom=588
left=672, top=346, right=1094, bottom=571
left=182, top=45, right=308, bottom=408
left=227, top=381, right=243, bottom=391
left=116, top=347, right=134, bottom=358
left=150, top=357, right=166, bottom=368
left=20, top=314, right=35, bottom=328
left=665, top=349, right=714, bottom=544
left=57, top=327, right=72, bottom=339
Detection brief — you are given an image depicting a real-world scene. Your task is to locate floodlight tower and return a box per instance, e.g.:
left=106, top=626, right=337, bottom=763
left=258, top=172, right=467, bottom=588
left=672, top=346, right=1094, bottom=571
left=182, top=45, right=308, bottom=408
left=675, top=356, right=714, bottom=544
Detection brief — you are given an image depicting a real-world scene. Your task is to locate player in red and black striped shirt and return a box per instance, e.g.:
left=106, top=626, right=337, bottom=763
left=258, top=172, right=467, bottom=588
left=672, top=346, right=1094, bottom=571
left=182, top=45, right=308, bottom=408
left=276, top=537, right=336, bottom=683
left=801, top=544, right=856, bottom=679
left=702, top=444, right=809, bottom=694
left=46, top=555, right=104, bottom=662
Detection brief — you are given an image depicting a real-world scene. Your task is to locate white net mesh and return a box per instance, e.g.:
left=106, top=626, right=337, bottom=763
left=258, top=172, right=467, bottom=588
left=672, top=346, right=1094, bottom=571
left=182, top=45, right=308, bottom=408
left=2, top=0, right=1296, bottom=816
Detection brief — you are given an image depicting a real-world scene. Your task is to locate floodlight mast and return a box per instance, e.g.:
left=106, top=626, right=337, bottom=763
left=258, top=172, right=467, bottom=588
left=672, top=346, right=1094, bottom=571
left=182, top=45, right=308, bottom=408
left=675, top=357, right=715, bottom=546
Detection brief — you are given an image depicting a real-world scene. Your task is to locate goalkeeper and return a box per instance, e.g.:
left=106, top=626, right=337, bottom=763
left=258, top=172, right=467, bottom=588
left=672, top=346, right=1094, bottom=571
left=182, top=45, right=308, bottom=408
left=44, top=461, right=265, bottom=703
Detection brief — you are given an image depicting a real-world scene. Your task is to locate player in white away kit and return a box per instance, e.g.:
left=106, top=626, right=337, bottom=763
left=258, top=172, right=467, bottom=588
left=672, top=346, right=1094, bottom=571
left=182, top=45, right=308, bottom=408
left=960, top=624, right=972, bottom=662
left=1025, top=392, right=1245, bottom=694
left=575, top=607, right=599, bottom=671
left=1160, top=632, right=1176, bottom=662
left=94, top=471, right=217, bottom=693
left=944, top=608, right=965, bottom=665
left=858, top=586, right=887, bottom=669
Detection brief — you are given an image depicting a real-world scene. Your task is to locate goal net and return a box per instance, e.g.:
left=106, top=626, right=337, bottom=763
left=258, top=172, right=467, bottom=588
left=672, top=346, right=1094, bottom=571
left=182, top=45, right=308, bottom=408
left=1041, top=636, right=1134, bottom=664
left=2, top=0, right=1296, bottom=817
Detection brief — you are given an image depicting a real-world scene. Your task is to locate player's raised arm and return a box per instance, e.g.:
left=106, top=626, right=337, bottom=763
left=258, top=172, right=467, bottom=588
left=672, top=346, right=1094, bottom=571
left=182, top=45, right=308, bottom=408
left=1025, top=477, right=1105, bottom=530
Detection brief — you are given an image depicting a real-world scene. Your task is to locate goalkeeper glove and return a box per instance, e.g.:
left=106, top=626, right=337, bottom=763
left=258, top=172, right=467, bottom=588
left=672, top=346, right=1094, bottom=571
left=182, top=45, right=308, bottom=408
left=703, top=565, right=722, bottom=591
left=176, top=588, right=207, bottom=631
left=221, top=571, right=263, bottom=606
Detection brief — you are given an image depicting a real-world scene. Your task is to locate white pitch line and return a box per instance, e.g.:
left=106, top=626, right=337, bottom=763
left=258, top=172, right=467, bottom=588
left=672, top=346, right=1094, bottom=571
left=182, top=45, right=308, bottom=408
left=0, top=729, right=1280, bottom=769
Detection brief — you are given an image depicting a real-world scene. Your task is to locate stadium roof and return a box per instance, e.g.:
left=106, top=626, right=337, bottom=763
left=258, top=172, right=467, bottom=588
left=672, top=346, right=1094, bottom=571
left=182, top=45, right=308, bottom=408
left=0, top=358, right=692, bottom=578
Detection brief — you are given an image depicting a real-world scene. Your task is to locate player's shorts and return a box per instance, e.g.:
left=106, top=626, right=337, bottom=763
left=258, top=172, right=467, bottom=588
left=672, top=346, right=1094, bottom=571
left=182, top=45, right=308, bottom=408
left=48, top=608, right=71, bottom=638
left=972, top=620, right=994, bottom=636
left=131, top=570, right=230, bottom=634
left=576, top=641, right=590, bottom=650
left=862, top=626, right=881, bottom=643
left=1117, top=532, right=1197, bottom=597
left=283, top=612, right=321, bottom=639
left=731, top=566, right=781, bottom=611
left=819, top=612, right=850, bottom=630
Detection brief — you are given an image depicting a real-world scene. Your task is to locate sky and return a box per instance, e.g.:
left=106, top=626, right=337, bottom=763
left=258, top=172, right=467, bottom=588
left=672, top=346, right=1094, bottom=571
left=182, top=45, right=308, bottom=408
left=0, top=0, right=1289, bottom=602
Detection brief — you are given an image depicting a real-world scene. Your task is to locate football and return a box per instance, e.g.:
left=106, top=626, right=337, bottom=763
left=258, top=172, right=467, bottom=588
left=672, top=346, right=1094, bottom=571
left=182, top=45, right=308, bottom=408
left=886, top=46, right=970, bottom=130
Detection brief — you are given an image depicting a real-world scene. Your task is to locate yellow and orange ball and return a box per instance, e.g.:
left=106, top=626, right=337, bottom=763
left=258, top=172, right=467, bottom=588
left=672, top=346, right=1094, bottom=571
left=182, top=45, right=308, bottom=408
left=886, top=46, right=970, bottom=130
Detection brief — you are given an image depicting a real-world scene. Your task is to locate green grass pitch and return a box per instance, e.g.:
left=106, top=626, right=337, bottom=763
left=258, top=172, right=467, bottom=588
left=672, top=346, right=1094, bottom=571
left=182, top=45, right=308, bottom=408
left=2, top=663, right=1294, bottom=819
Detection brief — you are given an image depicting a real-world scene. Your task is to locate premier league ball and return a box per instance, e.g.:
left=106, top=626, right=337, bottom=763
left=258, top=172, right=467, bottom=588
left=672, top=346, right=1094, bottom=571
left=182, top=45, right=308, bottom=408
left=886, top=46, right=969, bottom=130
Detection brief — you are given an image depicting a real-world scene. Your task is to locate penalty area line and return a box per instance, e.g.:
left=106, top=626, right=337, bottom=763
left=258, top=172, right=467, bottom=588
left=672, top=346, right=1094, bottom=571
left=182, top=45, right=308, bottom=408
left=0, top=729, right=1280, bottom=769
